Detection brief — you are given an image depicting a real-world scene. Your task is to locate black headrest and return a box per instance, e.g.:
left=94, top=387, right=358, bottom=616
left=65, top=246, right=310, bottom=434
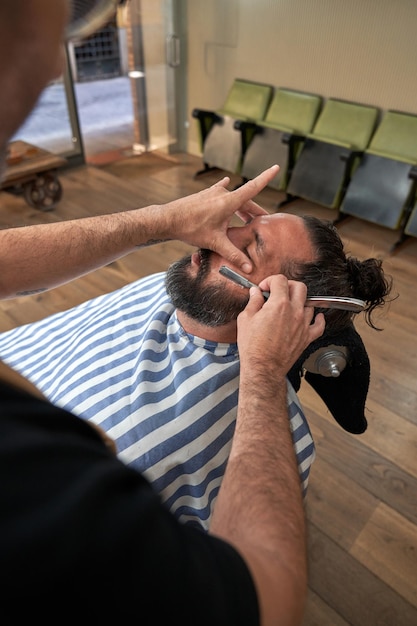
left=287, top=323, right=369, bottom=434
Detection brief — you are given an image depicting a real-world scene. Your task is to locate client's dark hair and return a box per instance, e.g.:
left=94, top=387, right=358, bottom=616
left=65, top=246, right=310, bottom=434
left=283, top=215, right=394, bottom=331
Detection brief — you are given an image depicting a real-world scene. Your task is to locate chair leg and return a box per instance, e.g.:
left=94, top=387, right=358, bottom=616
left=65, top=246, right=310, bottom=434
left=277, top=193, right=296, bottom=209
left=194, top=164, right=221, bottom=179
left=390, top=230, right=410, bottom=254
left=333, top=212, right=351, bottom=226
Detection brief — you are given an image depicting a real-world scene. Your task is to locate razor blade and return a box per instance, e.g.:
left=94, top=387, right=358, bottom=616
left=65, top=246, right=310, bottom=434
left=219, top=266, right=365, bottom=312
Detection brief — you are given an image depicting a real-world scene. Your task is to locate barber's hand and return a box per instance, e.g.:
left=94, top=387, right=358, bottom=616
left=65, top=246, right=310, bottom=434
left=237, top=275, right=326, bottom=379
left=165, top=165, right=279, bottom=273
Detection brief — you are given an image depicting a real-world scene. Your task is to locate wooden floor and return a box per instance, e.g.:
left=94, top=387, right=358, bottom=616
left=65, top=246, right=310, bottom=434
left=0, top=151, right=416, bottom=625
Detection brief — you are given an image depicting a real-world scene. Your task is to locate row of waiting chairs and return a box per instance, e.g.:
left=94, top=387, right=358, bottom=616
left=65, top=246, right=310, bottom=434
left=192, top=79, right=417, bottom=251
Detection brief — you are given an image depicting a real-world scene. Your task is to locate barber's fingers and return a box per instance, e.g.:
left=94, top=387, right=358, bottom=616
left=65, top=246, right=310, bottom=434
left=211, top=166, right=279, bottom=220
left=234, top=165, right=280, bottom=199
left=234, top=200, right=269, bottom=223
left=256, top=275, right=306, bottom=310
left=210, top=165, right=280, bottom=225
left=212, top=176, right=231, bottom=189
left=259, top=276, right=326, bottom=344
left=242, top=285, right=267, bottom=316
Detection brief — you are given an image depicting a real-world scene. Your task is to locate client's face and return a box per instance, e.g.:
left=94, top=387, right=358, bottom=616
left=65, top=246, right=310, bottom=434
left=165, top=213, right=316, bottom=327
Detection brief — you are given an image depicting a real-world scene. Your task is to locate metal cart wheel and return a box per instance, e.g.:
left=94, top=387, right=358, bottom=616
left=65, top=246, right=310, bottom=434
left=23, top=171, right=63, bottom=211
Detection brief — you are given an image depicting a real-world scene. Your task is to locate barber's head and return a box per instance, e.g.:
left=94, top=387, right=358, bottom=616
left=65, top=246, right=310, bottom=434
left=0, top=0, right=121, bottom=172
left=0, top=0, right=69, bottom=158
left=165, top=213, right=392, bottom=330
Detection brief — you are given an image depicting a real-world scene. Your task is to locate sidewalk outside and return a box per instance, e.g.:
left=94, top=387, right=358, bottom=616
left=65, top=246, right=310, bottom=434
left=13, top=76, right=135, bottom=158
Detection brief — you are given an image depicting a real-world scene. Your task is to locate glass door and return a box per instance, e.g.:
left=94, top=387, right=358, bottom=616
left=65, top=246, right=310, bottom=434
left=11, top=49, right=85, bottom=167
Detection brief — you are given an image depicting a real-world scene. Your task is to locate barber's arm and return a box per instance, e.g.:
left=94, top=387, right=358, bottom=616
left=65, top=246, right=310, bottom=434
left=210, top=276, right=325, bottom=626
left=0, top=165, right=278, bottom=300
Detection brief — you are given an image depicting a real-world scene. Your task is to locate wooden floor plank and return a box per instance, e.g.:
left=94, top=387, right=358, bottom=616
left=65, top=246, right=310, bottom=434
left=301, top=398, right=417, bottom=526
left=305, top=455, right=379, bottom=551
left=360, top=399, right=417, bottom=477
left=351, top=503, right=417, bottom=608
left=307, top=523, right=417, bottom=626
left=303, top=589, right=351, bottom=626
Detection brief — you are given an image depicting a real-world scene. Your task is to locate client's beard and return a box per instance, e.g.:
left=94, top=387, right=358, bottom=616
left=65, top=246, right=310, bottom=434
left=165, top=250, right=248, bottom=327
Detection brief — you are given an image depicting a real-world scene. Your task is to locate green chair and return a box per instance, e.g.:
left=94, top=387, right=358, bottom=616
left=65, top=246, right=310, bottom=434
left=340, top=110, right=417, bottom=250
left=285, top=98, right=379, bottom=209
left=192, top=78, right=273, bottom=177
left=238, top=88, right=322, bottom=191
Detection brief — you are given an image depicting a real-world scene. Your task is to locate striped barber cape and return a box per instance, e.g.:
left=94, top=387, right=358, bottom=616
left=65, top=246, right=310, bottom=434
left=0, top=272, right=315, bottom=530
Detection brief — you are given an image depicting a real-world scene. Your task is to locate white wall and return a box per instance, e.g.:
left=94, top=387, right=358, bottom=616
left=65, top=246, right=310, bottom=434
left=186, top=0, right=417, bottom=155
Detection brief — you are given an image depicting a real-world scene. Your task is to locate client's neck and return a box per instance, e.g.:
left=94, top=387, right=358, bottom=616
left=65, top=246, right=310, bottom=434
left=176, top=311, right=238, bottom=344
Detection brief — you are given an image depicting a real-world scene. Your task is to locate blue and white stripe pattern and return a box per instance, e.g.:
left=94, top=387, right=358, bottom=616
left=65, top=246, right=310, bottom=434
left=0, top=272, right=315, bottom=530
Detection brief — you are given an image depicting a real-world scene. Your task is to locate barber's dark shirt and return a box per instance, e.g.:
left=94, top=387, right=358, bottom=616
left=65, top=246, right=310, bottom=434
left=0, top=381, right=259, bottom=625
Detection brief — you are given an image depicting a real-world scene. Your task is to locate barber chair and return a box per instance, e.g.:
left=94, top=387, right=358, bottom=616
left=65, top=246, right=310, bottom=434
left=339, top=110, right=417, bottom=252
left=287, top=323, right=369, bottom=434
left=284, top=98, right=379, bottom=210
left=238, top=88, right=322, bottom=191
left=192, top=78, right=273, bottom=177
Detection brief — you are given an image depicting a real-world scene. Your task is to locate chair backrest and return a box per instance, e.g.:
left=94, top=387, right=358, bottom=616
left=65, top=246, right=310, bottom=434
left=262, top=88, right=322, bottom=135
left=310, top=98, right=379, bottom=150
left=217, top=79, right=273, bottom=121
left=366, top=110, right=417, bottom=164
